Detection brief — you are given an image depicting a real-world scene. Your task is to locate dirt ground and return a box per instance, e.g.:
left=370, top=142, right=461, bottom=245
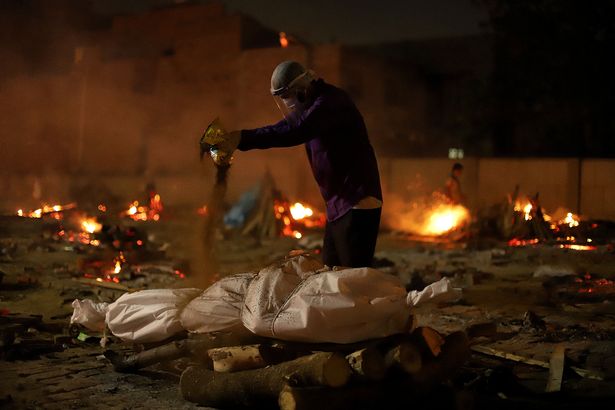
left=1, top=213, right=615, bottom=409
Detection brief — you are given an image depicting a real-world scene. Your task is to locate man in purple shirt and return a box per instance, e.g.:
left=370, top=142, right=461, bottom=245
left=216, top=61, right=382, bottom=267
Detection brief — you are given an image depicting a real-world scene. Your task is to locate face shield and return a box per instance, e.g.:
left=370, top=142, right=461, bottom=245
left=271, top=71, right=313, bottom=127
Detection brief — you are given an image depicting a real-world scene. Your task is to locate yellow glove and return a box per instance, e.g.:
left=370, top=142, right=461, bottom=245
left=199, top=118, right=241, bottom=166
left=209, top=131, right=241, bottom=166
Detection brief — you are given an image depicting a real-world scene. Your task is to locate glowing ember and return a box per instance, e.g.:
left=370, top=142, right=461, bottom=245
left=560, top=212, right=580, bottom=228
left=98, top=204, right=107, bottom=212
left=290, top=203, right=314, bottom=220
left=560, top=244, right=596, bottom=251
left=16, top=203, right=76, bottom=219
left=508, top=238, right=540, bottom=247
left=122, top=195, right=163, bottom=221
left=279, top=32, right=289, bottom=48
left=81, top=217, right=102, bottom=234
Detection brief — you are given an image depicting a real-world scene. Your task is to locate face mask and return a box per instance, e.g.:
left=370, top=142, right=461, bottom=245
left=271, top=70, right=314, bottom=127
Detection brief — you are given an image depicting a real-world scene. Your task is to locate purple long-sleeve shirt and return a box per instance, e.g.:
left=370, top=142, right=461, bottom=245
left=238, top=79, right=382, bottom=222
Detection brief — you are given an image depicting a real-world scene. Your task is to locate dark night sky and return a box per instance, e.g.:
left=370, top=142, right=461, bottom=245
left=92, top=0, right=488, bottom=44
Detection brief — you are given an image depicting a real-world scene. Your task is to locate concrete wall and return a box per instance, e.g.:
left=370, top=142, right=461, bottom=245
left=581, top=160, right=615, bottom=220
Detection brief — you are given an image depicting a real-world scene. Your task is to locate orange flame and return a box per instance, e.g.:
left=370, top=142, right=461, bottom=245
left=112, top=252, right=126, bottom=275
left=423, top=204, right=470, bottom=235
left=274, top=200, right=324, bottom=238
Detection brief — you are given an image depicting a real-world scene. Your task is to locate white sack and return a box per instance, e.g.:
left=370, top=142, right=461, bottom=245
left=406, top=277, right=462, bottom=307
left=70, top=299, right=109, bottom=331
left=106, top=288, right=201, bottom=343
left=242, top=255, right=410, bottom=343
left=180, top=272, right=256, bottom=334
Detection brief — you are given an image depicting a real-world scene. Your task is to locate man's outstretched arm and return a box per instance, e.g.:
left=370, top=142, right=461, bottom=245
left=238, top=97, right=331, bottom=150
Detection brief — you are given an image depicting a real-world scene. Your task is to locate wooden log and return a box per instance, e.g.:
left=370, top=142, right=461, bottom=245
left=545, top=344, right=565, bottom=392
left=105, top=339, right=194, bottom=372
left=345, top=347, right=386, bottom=381
left=383, top=341, right=422, bottom=374
left=208, top=344, right=299, bottom=372
left=412, top=331, right=470, bottom=387
left=411, top=326, right=445, bottom=357
left=180, top=352, right=352, bottom=407
left=105, top=331, right=265, bottom=372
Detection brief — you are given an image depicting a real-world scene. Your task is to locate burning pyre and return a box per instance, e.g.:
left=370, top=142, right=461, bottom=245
left=507, top=197, right=604, bottom=251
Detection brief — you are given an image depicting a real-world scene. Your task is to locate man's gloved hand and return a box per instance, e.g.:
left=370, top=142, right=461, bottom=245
left=210, top=130, right=241, bottom=166
left=218, top=131, right=241, bottom=155
left=200, top=129, right=241, bottom=166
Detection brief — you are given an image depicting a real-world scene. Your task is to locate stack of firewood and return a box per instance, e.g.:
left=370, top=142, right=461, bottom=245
left=105, top=326, right=469, bottom=409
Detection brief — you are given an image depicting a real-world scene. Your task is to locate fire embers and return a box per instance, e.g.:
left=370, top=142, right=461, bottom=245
left=543, top=272, right=615, bottom=304
left=17, top=203, right=77, bottom=219
left=81, top=252, right=126, bottom=284
left=274, top=200, right=326, bottom=239
left=122, top=193, right=163, bottom=222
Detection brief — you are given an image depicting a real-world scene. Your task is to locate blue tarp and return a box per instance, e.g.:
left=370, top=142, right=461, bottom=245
left=223, top=184, right=260, bottom=228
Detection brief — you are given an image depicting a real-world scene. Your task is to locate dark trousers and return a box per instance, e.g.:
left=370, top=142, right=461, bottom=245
left=322, top=208, right=381, bottom=268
